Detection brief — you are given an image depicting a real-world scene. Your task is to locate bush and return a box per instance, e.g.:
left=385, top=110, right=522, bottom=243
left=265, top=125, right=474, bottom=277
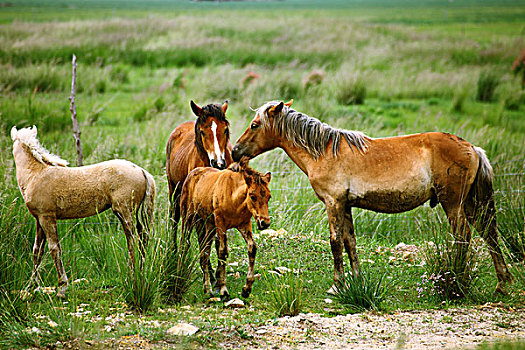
left=331, top=269, right=387, bottom=313
left=115, top=235, right=161, bottom=313
left=336, top=76, right=367, bottom=105
left=451, top=87, right=469, bottom=113
left=161, top=238, right=199, bottom=304
left=504, top=92, right=523, bottom=111
left=264, top=270, right=306, bottom=317
left=476, top=71, right=500, bottom=102
left=420, top=231, right=479, bottom=301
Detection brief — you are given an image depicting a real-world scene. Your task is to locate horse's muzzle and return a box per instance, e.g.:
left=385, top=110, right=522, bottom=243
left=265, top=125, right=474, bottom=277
left=210, top=158, right=226, bottom=170
left=257, top=219, right=270, bottom=230
left=232, top=145, right=243, bottom=162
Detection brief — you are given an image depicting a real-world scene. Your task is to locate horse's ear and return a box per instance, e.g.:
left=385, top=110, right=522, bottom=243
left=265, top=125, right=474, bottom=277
left=267, top=102, right=284, bottom=117
left=284, top=99, right=293, bottom=107
left=190, top=100, right=202, bottom=117
left=31, top=125, right=37, bottom=137
left=10, top=126, right=17, bottom=141
left=262, top=172, right=271, bottom=183
left=222, top=100, right=228, bottom=114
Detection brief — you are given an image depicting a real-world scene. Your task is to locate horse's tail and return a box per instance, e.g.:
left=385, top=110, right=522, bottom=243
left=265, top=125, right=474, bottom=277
left=470, top=146, right=496, bottom=232
left=138, top=169, right=156, bottom=238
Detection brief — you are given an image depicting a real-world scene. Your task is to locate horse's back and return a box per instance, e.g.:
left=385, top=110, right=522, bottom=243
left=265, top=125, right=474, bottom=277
left=27, top=159, right=149, bottom=219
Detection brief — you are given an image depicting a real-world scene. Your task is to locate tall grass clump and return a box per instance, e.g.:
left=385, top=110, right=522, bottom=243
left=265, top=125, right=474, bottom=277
left=419, top=217, right=480, bottom=301
left=451, top=86, right=469, bottom=113
left=331, top=269, right=387, bottom=313
left=476, top=70, right=500, bottom=102
left=114, top=234, right=162, bottom=313
left=336, top=75, right=367, bottom=105
left=264, top=270, right=306, bottom=317
left=161, top=236, right=199, bottom=304
left=498, top=188, right=525, bottom=262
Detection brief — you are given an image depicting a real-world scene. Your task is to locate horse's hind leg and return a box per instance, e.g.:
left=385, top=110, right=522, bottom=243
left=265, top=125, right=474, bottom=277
left=114, top=207, right=137, bottom=267
left=197, top=220, right=215, bottom=296
left=239, top=223, right=257, bottom=298
left=169, top=182, right=183, bottom=241
left=466, top=197, right=512, bottom=293
left=38, top=215, right=68, bottom=298
left=30, top=218, right=47, bottom=287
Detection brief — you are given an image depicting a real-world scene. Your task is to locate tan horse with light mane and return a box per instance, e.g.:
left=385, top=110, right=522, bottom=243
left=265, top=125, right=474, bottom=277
left=180, top=159, right=271, bottom=299
left=232, top=100, right=512, bottom=294
left=11, top=126, right=156, bottom=298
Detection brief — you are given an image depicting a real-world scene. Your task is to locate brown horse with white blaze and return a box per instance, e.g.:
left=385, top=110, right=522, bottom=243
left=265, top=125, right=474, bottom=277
left=180, top=159, right=271, bottom=299
left=166, top=101, right=233, bottom=236
left=232, top=100, right=512, bottom=294
left=11, top=126, right=155, bottom=298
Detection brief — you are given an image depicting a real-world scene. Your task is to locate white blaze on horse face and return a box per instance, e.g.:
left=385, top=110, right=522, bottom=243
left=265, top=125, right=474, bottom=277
left=209, top=121, right=226, bottom=167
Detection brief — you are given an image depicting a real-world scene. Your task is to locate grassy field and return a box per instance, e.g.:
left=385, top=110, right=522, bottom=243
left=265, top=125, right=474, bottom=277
left=0, top=0, right=524, bottom=348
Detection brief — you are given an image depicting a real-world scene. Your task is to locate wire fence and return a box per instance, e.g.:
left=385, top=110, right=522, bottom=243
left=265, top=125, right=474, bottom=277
left=10, top=159, right=524, bottom=229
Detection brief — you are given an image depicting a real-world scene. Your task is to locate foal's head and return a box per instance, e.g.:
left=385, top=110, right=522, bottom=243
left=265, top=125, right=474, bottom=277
left=230, top=159, right=272, bottom=230
left=191, top=100, right=230, bottom=170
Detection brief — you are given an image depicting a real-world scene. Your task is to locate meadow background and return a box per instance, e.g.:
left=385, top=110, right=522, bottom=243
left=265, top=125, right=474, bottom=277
left=0, top=0, right=524, bottom=348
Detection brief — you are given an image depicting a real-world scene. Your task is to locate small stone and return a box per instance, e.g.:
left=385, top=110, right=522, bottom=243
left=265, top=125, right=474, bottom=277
left=324, top=298, right=333, bottom=304
left=224, top=298, right=245, bottom=309
left=207, top=297, right=221, bottom=303
left=256, top=329, right=268, bottom=335
left=30, top=327, right=41, bottom=334
left=274, top=266, right=291, bottom=274
left=48, top=320, right=58, bottom=328
left=167, top=322, right=199, bottom=336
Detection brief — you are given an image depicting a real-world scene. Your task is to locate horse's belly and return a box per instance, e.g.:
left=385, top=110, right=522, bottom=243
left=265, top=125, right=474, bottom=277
left=352, top=189, right=430, bottom=213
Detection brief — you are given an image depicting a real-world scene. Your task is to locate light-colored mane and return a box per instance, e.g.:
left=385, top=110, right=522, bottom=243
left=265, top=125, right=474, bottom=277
left=15, top=127, right=69, bottom=167
left=257, top=101, right=370, bottom=159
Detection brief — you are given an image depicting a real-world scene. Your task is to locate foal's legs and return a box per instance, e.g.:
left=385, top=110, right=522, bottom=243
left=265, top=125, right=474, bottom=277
left=197, top=220, right=215, bottom=295
left=113, top=206, right=137, bottom=266
left=38, top=215, right=68, bottom=298
left=30, top=218, right=47, bottom=286
left=169, top=182, right=183, bottom=241
left=239, top=222, right=257, bottom=298
left=214, top=217, right=229, bottom=299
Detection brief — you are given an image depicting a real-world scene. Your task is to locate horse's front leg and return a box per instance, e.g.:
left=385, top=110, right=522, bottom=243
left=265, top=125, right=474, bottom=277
left=29, top=218, right=47, bottom=288
left=343, top=208, right=360, bottom=275
left=238, top=222, right=257, bottom=298
left=38, top=215, right=68, bottom=299
left=214, top=217, right=229, bottom=300
left=326, top=200, right=346, bottom=294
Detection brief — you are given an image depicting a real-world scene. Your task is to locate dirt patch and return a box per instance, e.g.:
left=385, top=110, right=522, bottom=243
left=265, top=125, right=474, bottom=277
left=240, top=305, right=525, bottom=349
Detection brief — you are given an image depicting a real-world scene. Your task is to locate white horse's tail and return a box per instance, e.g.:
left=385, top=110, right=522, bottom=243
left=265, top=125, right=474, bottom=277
left=138, top=169, right=156, bottom=237
left=470, top=146, right=495, bottom=230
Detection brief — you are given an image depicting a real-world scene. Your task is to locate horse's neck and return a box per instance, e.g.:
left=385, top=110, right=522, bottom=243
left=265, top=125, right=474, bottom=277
left=14, top=146, right=47, bottom=188
left=279, top=142, right=314, bottom=176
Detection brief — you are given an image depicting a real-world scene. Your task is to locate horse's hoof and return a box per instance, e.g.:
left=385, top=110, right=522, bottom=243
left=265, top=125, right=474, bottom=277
left=494, top=284, right=507, bottom=296
left=220, top=290, right=230, bottom=302
left=241, top=287, right=251, bottom=299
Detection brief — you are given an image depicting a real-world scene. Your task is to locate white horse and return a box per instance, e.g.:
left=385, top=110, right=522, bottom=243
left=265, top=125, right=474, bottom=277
left=11, top=126, right=156, bottom=298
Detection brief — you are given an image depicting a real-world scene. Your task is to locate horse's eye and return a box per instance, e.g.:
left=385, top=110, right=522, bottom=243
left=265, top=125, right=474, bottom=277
left=250, top=194, right=257, bottom=201
left=250, top=123, right=259, bottom=130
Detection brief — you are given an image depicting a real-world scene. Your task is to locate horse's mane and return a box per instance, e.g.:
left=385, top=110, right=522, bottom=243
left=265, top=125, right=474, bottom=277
left=257, top=101, right=370, bottom=159
left=15, top=127, right=69, bottom=167
left=228, top=158, right=268, bottom=184
left=194, top=103, right=230, bottom=156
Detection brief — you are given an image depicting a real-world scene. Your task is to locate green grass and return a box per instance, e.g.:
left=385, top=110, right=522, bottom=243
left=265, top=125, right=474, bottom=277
left=0, top=0, right=524, bottom=347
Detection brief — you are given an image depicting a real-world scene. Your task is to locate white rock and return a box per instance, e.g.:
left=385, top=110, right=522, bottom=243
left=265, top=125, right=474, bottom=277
left=224, top=298, right=245, bottom=309
left=324, top=298, right=333, bottom=304
left=48, top=320, right=58, bottom=328
left=167, top=322, right=199, bottom=336
left=275, top=266, right=291, bottom=274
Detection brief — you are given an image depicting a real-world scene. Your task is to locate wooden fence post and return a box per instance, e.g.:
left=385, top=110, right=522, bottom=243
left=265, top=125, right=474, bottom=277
left=69, top=54, right=83, bottom=166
